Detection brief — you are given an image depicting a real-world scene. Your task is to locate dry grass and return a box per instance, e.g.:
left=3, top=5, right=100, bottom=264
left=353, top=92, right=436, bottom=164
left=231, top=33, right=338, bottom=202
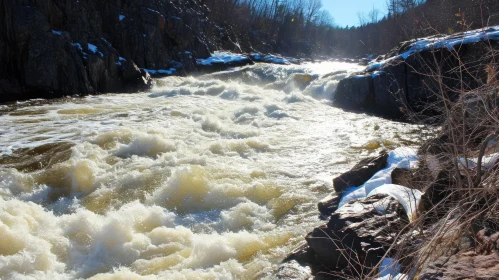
left=368, top=42, right=499, bottom=279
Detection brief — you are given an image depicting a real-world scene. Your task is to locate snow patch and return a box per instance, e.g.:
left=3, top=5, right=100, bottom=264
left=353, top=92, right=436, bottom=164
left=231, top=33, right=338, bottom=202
left=250, top=53, right=290, bottom=65
left=196, top=52, right=249, bottom=66
left=376, top=258, right=407, bottom=280
left=52, top=30, right=62, bottom=36
left=147, top=8, right=160, bottom=14
left=459, top=152, right=499, bottom=169
left=119, top=14, right=125, bottom=21
left=87, top=43, right=104, bottom=57
left=72, top=43, right=89, bottom=59
left=72, top=43, right=83, bottom=51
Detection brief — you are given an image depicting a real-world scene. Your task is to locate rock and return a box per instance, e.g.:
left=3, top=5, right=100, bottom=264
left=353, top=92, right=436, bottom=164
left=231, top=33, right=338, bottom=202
left=262, top=261, right=313, bottom=280
left=317, top=193, right=341, bottom=217
left=196, top=55, right=253, bottom=74
left=372, top=61, right=408, bottom=119
left=417, top=170, right=456, bottom=224
left=476, top=229, right=499, bottom=255
left=333, top=74, right=374, bottom=112
left=0, top=0, right=220, bottom=102
left=332, top=151, right=388, bottom=193
left=419, top=251, right=499, bottom=279
left=304, top=194, right=407, bottom=277
left=333, top=38, right=499, bottom=122
left=282, top=242, right=315, bottom=267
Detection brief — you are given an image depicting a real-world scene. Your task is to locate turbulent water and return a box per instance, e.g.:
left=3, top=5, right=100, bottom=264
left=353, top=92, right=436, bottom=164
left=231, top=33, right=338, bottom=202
left=0, top=62, right=423, bottom=279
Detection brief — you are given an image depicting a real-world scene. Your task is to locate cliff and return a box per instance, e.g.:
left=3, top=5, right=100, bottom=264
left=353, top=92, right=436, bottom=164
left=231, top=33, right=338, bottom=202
left=0, top=0, right=214, bottom=103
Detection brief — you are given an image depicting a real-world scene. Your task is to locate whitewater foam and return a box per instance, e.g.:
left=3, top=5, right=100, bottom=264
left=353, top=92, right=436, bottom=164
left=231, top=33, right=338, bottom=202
left=0, top=61, right=423, bottom=279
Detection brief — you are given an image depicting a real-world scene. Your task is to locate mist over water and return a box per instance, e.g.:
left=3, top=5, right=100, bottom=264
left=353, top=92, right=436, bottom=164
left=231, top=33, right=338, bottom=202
left=0, top=62, right=422, bottom=279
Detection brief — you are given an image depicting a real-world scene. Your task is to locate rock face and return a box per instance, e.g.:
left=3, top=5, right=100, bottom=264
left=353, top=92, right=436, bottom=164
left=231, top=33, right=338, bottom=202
left=333, top=38, right=499, bottom=121
left=421, top=252, right=499, bottom=280
left=0, top=0, right=214, bottom=103
left=286, top=194, right=407, bottom=278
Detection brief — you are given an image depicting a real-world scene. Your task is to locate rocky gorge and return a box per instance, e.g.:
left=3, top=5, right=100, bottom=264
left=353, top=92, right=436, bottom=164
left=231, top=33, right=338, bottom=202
left=2, top=1, right=499, bottom=279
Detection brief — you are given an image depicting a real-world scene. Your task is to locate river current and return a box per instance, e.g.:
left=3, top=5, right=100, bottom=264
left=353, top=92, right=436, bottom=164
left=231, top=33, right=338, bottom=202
left=0, top=62, right=422, bottom=279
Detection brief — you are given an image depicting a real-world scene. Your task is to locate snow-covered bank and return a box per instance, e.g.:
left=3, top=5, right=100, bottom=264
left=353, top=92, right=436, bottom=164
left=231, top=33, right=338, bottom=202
left=196, top=51, right=251, bottom=66
left=367, top=26, right=499, bottom=71
left=196, top=51, right=303, bottom=68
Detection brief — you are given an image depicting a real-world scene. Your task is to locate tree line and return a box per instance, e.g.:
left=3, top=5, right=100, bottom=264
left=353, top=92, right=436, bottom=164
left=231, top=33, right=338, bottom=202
left=202, top=0, right=499, bottom=58
left=334, top=0, right=499, bottom=57
left=202, top=0, right=337, bottom=57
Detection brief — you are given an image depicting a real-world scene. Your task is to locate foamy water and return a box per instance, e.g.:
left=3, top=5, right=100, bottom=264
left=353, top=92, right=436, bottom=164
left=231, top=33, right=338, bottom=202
left=0, top=62, right=423, bottom=279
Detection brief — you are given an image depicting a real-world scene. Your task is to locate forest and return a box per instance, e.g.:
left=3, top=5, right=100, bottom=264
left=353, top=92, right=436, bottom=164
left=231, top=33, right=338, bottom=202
left=204, top=0, right=499, bottom=57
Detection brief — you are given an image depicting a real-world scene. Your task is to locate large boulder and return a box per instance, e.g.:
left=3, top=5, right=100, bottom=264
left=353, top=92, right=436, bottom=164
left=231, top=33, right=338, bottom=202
left=333, top=36, right=499, bottom=121
left=304, top=194, right=407, bottom=277
left=333, top=74, right=374, bottom=112
left=372, top=61, right=408, bottom=119
left=8, top=5, right=93, bottom=101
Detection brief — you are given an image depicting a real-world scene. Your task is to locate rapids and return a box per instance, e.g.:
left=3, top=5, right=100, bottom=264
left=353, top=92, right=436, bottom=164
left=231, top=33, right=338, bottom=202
left=0, top=62, right=423, bottom=279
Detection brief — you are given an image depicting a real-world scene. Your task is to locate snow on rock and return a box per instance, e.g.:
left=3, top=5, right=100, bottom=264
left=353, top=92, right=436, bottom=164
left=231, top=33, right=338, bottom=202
left=141, top=68, right=177, bottom=76
left=196, top=51, right=250, bottom=66
left=338, top=147, right=421, bottom=220
left=459, top=152, right=499, bottom=170
left=52, top=30, right=62, bottom=36
left=376, top=257, right=407, bottom=280
left=367, top=26, right=499, bottom=72
left=87, top=43, right=104, bottom=57
left=116, top=57, right=126, bottom=66
left=250, top=53, right=291, bottom=65
left=71, top=42, right=88, bottom=59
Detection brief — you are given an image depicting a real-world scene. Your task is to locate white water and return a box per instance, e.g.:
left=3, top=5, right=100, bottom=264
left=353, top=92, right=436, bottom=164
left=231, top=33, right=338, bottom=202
left=0, top=62, right=422, bottom=279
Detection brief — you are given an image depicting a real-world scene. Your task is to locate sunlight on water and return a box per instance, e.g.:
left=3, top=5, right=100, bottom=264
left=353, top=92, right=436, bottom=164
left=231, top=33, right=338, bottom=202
left=0, top=61, right=423, bottom=279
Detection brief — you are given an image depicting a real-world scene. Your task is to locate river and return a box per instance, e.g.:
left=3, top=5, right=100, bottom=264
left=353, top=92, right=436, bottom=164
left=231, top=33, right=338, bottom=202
left=0, top=62, right=423, bottom=279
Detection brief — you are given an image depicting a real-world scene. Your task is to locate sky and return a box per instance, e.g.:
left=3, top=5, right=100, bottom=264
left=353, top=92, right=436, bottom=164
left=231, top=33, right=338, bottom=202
left=323, top=0, right=389, bottom=27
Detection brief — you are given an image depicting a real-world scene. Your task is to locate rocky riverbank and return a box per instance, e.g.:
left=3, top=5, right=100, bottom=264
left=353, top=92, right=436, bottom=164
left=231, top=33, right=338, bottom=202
left=277, top=28, right=499, bottom=276
left=332, top=26, right=499, bottom=122
left=278, top=143, right=499, bottom=279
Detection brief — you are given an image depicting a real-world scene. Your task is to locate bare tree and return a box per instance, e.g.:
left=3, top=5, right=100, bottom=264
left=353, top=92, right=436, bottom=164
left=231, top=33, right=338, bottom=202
left=368, top=6, right=380, bottom=24
left=357, top=12, right=367, bottom=26
left=304, top=0, right=323, bottom=25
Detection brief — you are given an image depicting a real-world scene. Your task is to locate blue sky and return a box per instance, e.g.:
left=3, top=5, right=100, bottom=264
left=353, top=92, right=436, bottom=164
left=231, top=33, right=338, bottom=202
left=322, top=0, right=388, bottom=27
